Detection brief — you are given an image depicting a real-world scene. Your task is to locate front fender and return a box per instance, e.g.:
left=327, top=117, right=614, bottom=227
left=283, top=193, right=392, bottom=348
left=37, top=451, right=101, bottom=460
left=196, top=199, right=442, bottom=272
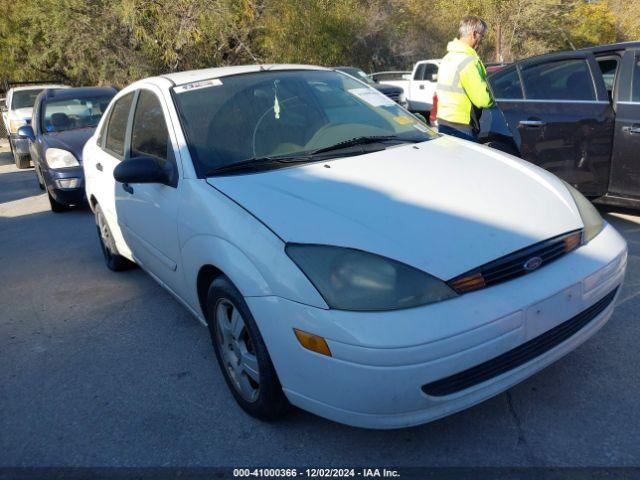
left=180, top=234, right=328, bottom=318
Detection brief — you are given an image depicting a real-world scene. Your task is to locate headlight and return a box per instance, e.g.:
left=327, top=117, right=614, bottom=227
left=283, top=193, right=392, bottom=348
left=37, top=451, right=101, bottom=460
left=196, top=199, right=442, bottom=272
left=45, top=148, right=80, bottom=169
left=286, top=244, right=457, bottom=311
left=563, top=181, right=604, bottom=244
left=9, top=118, right=27, bottom=134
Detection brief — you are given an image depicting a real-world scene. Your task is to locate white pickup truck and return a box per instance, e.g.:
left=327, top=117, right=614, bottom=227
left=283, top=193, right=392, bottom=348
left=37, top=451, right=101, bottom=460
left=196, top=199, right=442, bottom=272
left=1, top=82, right=67, bottom=168
left=378, top=59, right=441, bottom=117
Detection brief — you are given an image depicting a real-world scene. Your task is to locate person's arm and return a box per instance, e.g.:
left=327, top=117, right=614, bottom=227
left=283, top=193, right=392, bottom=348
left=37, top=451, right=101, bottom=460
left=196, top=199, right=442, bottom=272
left=460, top=61, right=494, bottom=108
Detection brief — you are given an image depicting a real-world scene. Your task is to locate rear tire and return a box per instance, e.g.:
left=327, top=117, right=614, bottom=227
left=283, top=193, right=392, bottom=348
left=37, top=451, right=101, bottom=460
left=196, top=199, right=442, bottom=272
left=94, top=204, right=133, bottom=271
left=206, top=276, right=290, bottom=421
left=47, top=190, right=69, bottom=213
left=14, top=152, right=31, bottom=169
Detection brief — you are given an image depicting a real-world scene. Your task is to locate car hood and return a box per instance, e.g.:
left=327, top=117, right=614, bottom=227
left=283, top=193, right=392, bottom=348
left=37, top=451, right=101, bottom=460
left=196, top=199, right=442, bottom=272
left=9, top=107, right=33, bottom=121
left=42, top=128, right=96, bottom=163
left=207, top=136, right=582, bottom=280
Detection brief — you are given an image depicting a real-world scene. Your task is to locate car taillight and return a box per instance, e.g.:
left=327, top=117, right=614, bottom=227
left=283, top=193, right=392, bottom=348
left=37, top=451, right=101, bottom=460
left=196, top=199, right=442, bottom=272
left=429, top=94, right=438, bottom=126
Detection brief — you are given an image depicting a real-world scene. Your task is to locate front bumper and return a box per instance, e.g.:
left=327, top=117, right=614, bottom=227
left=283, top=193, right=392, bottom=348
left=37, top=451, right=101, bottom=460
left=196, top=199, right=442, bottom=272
left=248, top=223, right=627, bottom=429
left=9, top=134, right=30, bottom=155
left=44, top=166, right=85, bottom=206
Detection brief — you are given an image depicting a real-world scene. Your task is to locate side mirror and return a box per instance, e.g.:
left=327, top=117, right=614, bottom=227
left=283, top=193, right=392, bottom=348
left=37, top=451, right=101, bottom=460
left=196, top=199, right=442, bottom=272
left=17, top=125, right=35, bottom=142
left=430, top=73, right=438, bottom=82
left=113, top=156, right=175, bottom=186
left=402, top=74, right=411, bottom=81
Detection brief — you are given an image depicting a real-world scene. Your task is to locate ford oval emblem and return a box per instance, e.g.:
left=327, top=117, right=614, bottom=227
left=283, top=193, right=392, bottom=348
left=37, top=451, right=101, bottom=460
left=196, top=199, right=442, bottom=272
left=523, top=256, right=543, bottom=272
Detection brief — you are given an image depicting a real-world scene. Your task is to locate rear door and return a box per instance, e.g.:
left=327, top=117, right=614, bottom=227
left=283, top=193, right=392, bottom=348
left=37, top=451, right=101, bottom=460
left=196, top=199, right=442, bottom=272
left=93, top=92, right=136, bottom=233
left=115, top=86, right=182, bottom=293
left=493, top=52, right=614, bottom=196
left=608, top=49, right=640, bottom=198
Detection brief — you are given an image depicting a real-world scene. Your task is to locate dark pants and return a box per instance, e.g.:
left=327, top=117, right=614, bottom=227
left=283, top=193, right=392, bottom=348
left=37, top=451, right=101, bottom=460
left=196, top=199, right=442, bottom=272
left=437, top=122, right=478, bottom=143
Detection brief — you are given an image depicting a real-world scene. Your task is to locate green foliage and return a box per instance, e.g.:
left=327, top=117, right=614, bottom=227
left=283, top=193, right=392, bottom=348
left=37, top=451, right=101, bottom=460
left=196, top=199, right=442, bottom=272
left=0, top=0, right=639, bottom=88
left=569, top=1, right=617, bottom=47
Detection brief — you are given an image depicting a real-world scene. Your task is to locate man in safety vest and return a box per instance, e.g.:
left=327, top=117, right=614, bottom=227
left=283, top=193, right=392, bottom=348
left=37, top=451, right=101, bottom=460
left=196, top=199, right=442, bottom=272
left=436, top=16, right=494, bottom=142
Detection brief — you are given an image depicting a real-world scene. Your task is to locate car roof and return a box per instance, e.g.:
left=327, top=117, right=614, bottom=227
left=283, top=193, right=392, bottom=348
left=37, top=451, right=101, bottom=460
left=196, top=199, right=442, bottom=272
left=10, top=84, right=68, bottom=93
left=160, top=64, right=330, bottom=86
left=507, top=41, right=640, bottom=69
left=579, top=41, right=640, bottom=54
left=42, top=86, right=117, bottom=100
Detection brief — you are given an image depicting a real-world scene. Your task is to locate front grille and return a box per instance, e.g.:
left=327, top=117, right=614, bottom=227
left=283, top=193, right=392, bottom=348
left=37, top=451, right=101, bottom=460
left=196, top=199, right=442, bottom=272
left=421, top=287, right=618, bottom=397
left=448, top=230, right=583, bottom=294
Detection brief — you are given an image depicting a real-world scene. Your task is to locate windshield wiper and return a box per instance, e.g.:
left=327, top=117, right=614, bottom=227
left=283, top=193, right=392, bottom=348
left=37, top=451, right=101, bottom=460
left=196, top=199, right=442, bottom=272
left=308, top=135, right=401, bottom=155
left=205, top=154, right=313, bottom=176
left=206, top=135, right=424, bottom=176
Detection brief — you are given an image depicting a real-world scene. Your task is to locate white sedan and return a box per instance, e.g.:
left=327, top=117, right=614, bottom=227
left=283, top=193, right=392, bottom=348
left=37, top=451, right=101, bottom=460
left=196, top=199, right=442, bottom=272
left=83, top=65, right=627, bottom=429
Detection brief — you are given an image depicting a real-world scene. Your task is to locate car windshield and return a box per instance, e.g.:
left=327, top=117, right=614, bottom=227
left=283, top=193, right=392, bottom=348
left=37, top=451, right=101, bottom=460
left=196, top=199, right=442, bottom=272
left=43, top=95, right=113, bottom=133
left=173, top=69, right=435, bottom=174
left=11, top=89, right=44, bottom=109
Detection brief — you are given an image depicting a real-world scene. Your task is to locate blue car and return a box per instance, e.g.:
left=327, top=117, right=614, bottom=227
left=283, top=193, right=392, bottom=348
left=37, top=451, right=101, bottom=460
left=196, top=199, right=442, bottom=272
left=18, top=86, right=116, bottom=212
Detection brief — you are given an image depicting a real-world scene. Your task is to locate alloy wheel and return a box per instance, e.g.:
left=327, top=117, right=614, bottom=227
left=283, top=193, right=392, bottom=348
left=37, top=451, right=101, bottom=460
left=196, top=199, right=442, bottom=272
left=214, top=298, right=260, bottom=402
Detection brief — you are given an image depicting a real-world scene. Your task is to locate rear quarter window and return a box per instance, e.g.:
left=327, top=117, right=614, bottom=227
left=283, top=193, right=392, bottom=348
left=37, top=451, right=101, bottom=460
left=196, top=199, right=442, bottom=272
left=104, top=92, right=134, bottom=158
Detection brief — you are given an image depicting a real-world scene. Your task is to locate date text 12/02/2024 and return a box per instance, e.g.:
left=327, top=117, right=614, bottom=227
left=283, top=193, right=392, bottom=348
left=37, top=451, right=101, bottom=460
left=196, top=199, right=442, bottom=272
left=233, top=468, right=401, bottom=478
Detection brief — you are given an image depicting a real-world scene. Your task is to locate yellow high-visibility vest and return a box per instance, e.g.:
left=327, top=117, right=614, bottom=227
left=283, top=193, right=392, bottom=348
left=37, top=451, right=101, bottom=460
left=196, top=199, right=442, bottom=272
left=436, top=39, right=494, bottom=125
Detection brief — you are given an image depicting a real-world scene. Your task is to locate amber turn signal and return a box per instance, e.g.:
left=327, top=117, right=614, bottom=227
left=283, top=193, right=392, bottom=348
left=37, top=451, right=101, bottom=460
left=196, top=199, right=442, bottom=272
left=449, top=271, right=486, bottom=294
left=563, top=231, right=582, bottom=252
left=294, top=329, right=332, bottom=356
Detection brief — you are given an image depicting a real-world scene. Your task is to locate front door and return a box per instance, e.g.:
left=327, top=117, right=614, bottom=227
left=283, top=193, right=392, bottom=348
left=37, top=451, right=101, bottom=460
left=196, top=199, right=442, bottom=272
left=493, top=52, right=614, bottom=196
left=116, top=87, right=182, bottom=292
left=609, top=49, right=640, bottom=198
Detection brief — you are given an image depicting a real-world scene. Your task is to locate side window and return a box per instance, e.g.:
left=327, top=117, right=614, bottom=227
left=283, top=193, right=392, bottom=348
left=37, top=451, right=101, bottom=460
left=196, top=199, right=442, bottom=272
left=521, top=59, right=595, bottom=101
left=597, top=57, right=619, bottom=93
left=96, top=108, right=110, bottom=146
left=104, top=92, right=134, bottom=158
left=414, top=64, right=426, bottom=81
left=130, top=90, right=171, bottom=163
left=423, top=63, right=438, bottom=81
left=490, top=68, right=523, bottom=99
left=633, top=53, right=640, bottom=103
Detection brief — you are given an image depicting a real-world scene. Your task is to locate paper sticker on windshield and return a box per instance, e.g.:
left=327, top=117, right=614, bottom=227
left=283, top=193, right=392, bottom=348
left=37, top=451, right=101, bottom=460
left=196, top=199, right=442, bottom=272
left=174, top=78, right=223, bottom=93
left=393, top=116, right=413, bottom=125
left=348, top=88, right=396, bottom=107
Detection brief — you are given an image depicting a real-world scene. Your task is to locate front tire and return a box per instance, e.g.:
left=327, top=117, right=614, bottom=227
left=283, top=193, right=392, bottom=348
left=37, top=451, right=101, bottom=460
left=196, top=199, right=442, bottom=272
left=36, top=167, right=45, bottom=190
left=47, top=190, right=69, bottom=213
left=94, top=204, right=133, bottom=271
left=206, top=276, right=289, bottom=421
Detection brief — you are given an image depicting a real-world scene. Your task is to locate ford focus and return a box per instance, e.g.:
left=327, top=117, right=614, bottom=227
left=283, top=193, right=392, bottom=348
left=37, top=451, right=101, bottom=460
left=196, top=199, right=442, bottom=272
left=83, top=65, right=627, bottom=429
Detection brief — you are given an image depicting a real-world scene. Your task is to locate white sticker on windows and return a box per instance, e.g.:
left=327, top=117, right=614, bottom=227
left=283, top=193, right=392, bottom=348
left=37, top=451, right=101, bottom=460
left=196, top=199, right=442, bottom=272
left=348, top=88, right=396, bottom=107
left=174, top=78, right=223, bottom=93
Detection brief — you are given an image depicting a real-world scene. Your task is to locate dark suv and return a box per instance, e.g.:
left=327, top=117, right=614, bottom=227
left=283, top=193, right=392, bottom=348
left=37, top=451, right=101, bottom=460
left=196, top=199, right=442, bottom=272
left=480, top=41, right=640, bottom=209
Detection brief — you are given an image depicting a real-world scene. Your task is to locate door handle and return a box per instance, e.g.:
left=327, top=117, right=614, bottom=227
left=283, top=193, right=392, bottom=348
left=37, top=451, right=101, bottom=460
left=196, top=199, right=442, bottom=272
left=96, top=162, right=103, bottom=171
left=622, top=125, right=640, bottom=135
left=122, top=183, right=134, bottom=194
left=419, top=85, right=425, bottom=90
left=519, top=120, right=546, bottom=127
